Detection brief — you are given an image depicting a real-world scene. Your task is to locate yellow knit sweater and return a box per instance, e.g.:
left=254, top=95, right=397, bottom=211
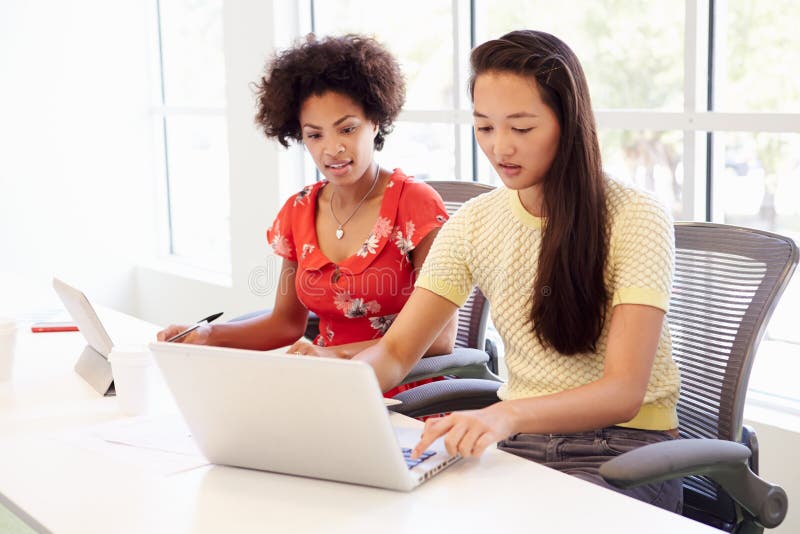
left=416, top=178, right=680, bottom=430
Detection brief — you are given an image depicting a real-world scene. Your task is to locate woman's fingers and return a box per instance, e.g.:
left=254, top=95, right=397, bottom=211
left=411, top=416, right=454, bottom=458
left=472, top=432, right=498, bottom=457
left=156, top=325, right=186, bottom=342
left=444, top=421, right=471, bottom=457
left=287, top=340, right=314, bottom=355
left=458, top=425, right=487, bottom=457
left=414, top=411, right=502, bottom=459
left=181, top=329, right=206, bottom=345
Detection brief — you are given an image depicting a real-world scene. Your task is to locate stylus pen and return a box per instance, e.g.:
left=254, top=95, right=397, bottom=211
left=166, top=312, right=224, bottom=342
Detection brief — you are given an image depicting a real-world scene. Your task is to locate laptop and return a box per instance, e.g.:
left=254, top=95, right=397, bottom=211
left=148, top=341, right=461, bottom=491
left=52, top=277, right=115, bottom=395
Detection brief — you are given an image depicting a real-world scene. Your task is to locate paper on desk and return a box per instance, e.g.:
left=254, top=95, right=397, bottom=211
left=12, top=308, right=72, bottom=324
left=99, top=414, right=202, bottom=456
left=55, top=415, right=209, bottom=476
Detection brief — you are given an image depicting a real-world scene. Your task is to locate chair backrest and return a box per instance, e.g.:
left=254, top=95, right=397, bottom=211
left=426, top=181, right=495, bottom=350
left=668, top=222, right=798, bottom=529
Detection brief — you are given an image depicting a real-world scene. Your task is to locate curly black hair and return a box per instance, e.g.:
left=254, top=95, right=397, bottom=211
left=254, top=34, right=405, bottom=151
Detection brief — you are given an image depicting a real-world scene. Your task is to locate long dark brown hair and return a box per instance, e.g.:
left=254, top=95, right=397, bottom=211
left=470, top=30, right=608, bottom=355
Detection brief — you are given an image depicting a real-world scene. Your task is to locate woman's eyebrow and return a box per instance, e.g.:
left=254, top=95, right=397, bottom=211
left=472, top=110, right=539, bottom=119
left=333, top=114, right=357, bottom=126
left=302, top=114, right=358, bottom=129
left=507, top=111, right=538, bottom=119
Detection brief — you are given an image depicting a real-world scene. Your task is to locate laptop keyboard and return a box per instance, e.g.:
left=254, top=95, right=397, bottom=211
left=401, top=448, right=435, bottom=469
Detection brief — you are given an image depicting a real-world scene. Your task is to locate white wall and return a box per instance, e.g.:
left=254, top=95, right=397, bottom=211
left=0, top=0, right=158, bottom=314
left=1, top=0, right=298, bottom=326
left=135, top=0, right=301, bottom=327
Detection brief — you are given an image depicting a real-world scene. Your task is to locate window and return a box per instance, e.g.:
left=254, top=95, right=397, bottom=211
left=475, top=0, right=685, bottom=110
left=712, top=1, right=800, bottom=411
left=153, top=0, right=231, bottom=274
left=311, top=1, right=800, bottom=408
left=312, top=0, right=473, bottom=181
left=314, top=0, right=457, bottom=111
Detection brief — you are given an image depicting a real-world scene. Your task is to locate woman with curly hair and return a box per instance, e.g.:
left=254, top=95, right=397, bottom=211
left=157, top=34, right=457, bottom=395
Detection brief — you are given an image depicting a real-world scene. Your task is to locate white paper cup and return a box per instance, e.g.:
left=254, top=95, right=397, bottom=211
left=109, top=345, right=153, bottom=416
left=0, top=318, right=18, bottom=382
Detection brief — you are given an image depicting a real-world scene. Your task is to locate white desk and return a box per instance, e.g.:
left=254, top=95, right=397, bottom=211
left=0, top=308, right=718, bottom=533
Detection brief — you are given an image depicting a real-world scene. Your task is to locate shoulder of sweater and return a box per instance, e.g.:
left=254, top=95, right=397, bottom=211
left=458, top=185, right=509, bottom=215
left=605, top=176, right=671, bottom=223
left=444, top=187, right=509, bottom=235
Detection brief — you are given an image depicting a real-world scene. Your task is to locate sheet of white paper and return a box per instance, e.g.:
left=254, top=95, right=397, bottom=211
left=98, top=414, right=202, bottom=456
left=54, top=415, right=208, bottom=476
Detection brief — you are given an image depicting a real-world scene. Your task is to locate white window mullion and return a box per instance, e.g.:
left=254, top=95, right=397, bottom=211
left=710, top=0, right=728, bottom=223
left=454, top=0, right=474, bottom=180
left=452, top=0, right=463, bottom=181
left=595, top=110, right=800, bottom=133
left=691, top=113, right=800, bottom=132
left=397, top=109, right=472, bottom=123
left=151, top=106, right=226, bottom=116
left=683, top=0, right=710, bottom=220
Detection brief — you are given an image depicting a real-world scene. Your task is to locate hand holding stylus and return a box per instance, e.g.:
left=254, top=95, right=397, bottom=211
left=157, top=312, right=223, bottom=344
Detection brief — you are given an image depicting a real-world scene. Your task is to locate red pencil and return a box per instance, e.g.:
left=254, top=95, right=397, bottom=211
left=30, top=322, right=79, bottom=333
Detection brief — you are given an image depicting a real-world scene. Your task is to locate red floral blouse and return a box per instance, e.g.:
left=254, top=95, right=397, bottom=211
left=267, top=169, right=448, bottom=392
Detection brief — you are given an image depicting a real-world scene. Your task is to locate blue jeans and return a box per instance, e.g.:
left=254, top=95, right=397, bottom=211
left=497, top=426, right=683, bottom=513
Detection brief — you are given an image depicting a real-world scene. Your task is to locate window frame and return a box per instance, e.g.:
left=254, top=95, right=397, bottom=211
left=307, top=0, right=800, bottom=412
left=152, top=0, right=232, bottom=276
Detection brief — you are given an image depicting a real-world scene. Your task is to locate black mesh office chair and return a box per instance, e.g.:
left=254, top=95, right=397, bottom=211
left=397, top=180, right=501, bottom=385
left=235, top=180, right=502, bottom=385
left=599, top=223, right=797, bottom=533
left=391, top=223, right=797, bottom=533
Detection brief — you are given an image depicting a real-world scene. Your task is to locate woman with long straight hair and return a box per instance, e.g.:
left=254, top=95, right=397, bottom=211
left=352, top=30, right=682, bottom=511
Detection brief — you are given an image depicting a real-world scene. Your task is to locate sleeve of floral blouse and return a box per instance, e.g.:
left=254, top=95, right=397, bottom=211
left=414, top=206, right=473, bottom=308
left=266, top=195, right=297, bottom=261
left=396, top=180, right=449, bottom=252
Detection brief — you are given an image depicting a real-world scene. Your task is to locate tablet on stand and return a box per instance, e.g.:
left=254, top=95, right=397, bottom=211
left=52, top=278, right=115, bottom=396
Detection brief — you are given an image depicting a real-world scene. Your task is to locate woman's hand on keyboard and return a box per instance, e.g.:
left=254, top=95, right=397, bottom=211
left=412, top=403, right=517, bottom=459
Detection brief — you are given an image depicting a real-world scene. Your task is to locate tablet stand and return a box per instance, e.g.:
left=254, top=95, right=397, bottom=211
left=74, top=345, right=115, bottom=396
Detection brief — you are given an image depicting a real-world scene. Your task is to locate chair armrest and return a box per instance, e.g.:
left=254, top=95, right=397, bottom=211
left=389, top=379, right=501, bottom=418
left=484, top=337, right=499, bottom=374
left=400, top=348, right=503, bottom=385
left=742, top=424, right=759, bottom=473
left=228, top=309, right=270, bottom=323
left=599, top=439, right=787, bottom=529
left=227, top=309, right=319, bottom=340
left=304, top=312, right=320, bottom=340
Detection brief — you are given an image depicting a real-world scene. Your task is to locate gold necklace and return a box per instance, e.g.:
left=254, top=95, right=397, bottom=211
left=329, top=165, right=380, bottom=240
